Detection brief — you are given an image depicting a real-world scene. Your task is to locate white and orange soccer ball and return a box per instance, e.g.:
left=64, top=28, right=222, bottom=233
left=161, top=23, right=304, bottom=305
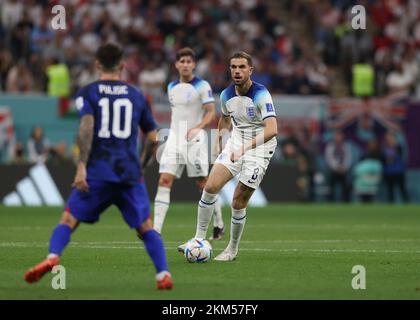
left=184, top=238, right=212, bottom=263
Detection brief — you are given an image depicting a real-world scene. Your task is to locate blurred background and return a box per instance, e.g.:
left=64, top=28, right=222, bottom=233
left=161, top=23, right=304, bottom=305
left=0, top=0, right=419, bottom=204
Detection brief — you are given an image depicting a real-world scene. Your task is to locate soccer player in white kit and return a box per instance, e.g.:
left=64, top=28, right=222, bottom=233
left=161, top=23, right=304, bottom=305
left=153, top=48, right=225, bottom=240
left=180, top=51, right=278, bottom=261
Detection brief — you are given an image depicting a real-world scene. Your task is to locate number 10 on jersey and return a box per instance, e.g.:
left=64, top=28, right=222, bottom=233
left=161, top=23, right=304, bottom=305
left=98, top=97, right=133, bottom=139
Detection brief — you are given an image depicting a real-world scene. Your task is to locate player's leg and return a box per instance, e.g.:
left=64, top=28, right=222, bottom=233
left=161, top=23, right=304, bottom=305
left=195, top=176, right=225, bottom=241
left=138, top=219, right=173, bottom=290
left=214, top=182, right=255, bottom=261
left=153, top=172, right=177, bottom=234
left=211, top=197, right=225, bottom=240
left=215, top=155, right=270, bottom=261
left=154, top=139, right=184, bottom=234
left=24, top=211, right=79, bottom=283
left=177, top=164, right=233, bottom=252
left=194, top=164, right=233, bottom=239
left=24, top=180, right=112, bottom=283
left=117, top=182, right=172, bottom=290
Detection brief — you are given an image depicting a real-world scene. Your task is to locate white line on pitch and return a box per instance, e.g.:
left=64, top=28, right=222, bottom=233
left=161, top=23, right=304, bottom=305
left=2, top=242, right=420, bottom=254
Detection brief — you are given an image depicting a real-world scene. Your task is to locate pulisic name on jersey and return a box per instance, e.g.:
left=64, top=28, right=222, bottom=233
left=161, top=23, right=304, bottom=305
left=98, top=84, right=128, bottom=95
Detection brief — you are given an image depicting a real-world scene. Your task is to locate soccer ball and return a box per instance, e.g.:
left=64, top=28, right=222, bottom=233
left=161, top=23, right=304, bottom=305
left=184, top=238, right=212, bottom=263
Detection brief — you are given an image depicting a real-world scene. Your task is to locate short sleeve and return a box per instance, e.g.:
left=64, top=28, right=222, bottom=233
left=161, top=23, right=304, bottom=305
left=255, top=89, right=276, bottom=120
left=220, top=90, right=229, bottom=117
left=197, top=80, right=215, bottom=105
left=139, top=97, right=158, bottom=133
left=75, top=88, right=94, bottom=117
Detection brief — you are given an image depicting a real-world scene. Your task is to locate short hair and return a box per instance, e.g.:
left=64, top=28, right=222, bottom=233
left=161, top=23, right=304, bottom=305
left=95, top=43, right=123, bottom=72
left=229, top=51, right=253, bottom=67
left=176, top=47, right=196, bottom=61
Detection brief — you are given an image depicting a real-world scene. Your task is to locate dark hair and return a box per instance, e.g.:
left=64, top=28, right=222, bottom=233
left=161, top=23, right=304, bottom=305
left=229, top=51, right=253, bottom=67
left=95, top=43, right=123, bottom=72
left=176, top=47, right=196, bottom=61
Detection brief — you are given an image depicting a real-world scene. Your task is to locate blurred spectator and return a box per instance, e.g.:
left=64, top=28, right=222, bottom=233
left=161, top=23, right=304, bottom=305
left=12, top=141, right=26, bottom=164
left=280, top=126, right=300, bottom=150
left=30, top=14, right=54, bottom=54
left=9, top=10, right=34, bottom=61
left=356, top=113, right=376, bottom=149
left=353, top=140, right=383, bottom=203
left=0, top=48, right=14, bottom=91
left=77, top=60, right=99, bottom=88
left=48, top=141, right=72, bottom=165
left=352, top=60, right=375, bottom=97
left=382, top=131, right=410, bottom=203
left=325, top=131, right=353, bottom=202
left=386, top=61, right=414, bottom=94
left=138, top=58, right=167, bottom=97
left=299, top=128, right=318, bottom=202
left=46, top=57, right=70, bottom=98
left=280, top=141, right=309, bottom=201
left=5, top=60, right=34, bottom=93
left=1, top=0, right=23, bottom=30
left=27, top=126, right=50, bottom=163
left=44, top=30, right=66, bottom=62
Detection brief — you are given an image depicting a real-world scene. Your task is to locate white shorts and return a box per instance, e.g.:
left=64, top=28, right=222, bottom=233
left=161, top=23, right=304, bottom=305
left=214, top=140, right=273, bottom=189
left=158, top=133, right=209, bottom=178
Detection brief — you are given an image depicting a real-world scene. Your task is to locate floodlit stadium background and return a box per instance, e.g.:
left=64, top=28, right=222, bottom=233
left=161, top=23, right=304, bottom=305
left=1, top=0, right=420, bottom=204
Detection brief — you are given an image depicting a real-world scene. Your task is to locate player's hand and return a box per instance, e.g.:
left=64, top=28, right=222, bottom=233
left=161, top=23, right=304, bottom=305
left=72, top=162, right=89, bottom=192
left=230, top=146, right=245, bottom=162
left=186, top=127, right=201, bottom=141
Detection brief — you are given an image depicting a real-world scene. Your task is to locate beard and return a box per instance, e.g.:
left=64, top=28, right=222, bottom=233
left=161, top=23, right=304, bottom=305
left=233, top=76, right=249, bottom=86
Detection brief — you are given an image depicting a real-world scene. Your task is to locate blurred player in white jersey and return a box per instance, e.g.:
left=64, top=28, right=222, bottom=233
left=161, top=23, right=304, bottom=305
left=153, top=47, right=225, bottom=240
left=179, top=51, right=278, bottom=261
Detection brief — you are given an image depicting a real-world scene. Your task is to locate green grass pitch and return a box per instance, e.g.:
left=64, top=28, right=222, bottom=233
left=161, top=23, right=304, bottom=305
left=1, top=204, right=420, bottom=300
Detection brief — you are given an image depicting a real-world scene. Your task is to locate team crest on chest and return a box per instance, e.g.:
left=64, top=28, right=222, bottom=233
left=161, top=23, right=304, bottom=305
left=186, top=90, right=193, bottom=102
left=246, top=106, right=256, bottom=119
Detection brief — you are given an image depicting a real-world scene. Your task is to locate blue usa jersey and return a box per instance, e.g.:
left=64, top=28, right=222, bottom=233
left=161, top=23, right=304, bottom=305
left=75, top=80, right=157, bottom=184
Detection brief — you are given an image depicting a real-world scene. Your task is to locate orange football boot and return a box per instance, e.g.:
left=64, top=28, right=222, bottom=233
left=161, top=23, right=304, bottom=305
left=24, top=256, right=60, bottom=283
left=156, top=272, right=173, bottom=290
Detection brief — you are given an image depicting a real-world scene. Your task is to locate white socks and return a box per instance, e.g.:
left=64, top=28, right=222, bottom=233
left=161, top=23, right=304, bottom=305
left=153, top=186, right=171, bottom=234
left=228, top=208, right=247, bottom=253
left=195, top=190, right=218, bottom=239
left=213, top=199, right=224, bottom=228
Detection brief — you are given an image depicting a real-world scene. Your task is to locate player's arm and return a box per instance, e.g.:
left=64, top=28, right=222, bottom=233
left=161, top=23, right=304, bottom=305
left=73, top=114, right=94, bottom=192
left=231, top=117, right=278, bottom=162
left=186, top=102, right=216, bottom=141
left=140, top=129, right=158, bottom=171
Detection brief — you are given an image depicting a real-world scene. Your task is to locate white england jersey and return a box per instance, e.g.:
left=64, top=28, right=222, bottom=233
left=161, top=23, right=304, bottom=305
left=220, top=82, right=277, bottom=157
left=167, top=77, right=215, bottom=134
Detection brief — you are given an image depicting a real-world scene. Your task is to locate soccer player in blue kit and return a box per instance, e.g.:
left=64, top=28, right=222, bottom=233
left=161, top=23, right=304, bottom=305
left=24, top=43, right=173, bottom=290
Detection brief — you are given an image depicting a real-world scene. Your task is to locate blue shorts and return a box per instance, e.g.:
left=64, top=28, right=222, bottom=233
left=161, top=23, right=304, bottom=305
left=66, top=179, right=150, bottom=229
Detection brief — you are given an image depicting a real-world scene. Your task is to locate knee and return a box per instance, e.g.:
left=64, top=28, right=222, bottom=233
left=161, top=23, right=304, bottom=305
left=159, top=175, right=173, bottom=188
left=137, top=218, right=154, bottom=238
left=231, top=197, right=247, bottom=210
left=204, top=183, right=219, bottom=195
left=59, top=211, right=79, bottom=230
left=195, top=178, right=207, bottom=191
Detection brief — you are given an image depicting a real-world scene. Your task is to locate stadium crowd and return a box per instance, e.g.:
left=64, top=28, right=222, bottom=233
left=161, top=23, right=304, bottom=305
left=0, top=0, right=332, bottom=97
left=288, top=0, right=420, bottom=96
left=0, top=0, right=416, bottom=203
left=277, top=126, right=410, bottom=204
